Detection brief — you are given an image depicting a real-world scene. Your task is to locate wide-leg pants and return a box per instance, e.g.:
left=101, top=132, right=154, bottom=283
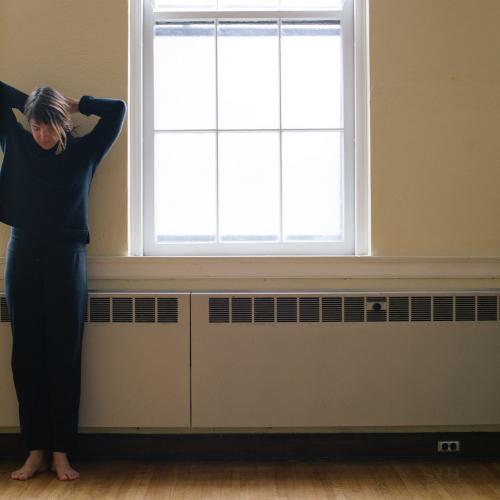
left=4, top=228, right=88, bottom=454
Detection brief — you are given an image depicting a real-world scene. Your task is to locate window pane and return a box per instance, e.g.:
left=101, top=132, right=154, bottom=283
left=155, top=0, right=216, bottom=10
left=280, top=0, right=343, bottom=9
left=219, top=132, right=280, bottom=242
left=154, top=22, right=215, bottom=130
left=218, top=0, right=278, bottom=8
left=155, top=132, right=216, bottom=243
left=282, top=131, right=342, bottom=241
left=218, top=21, right=279, bottom=129
left=154, top=0, right=343, bottom=9
left=281, top=20, right=342, bottom=129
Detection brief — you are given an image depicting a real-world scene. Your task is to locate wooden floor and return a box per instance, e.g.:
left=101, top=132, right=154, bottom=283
left=1, top=459, right=499, bottom=499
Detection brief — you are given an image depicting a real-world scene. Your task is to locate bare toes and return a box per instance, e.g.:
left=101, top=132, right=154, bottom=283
left=56, top=470, right=79, bottom=481
left=11, top=471, right=27, bottom=481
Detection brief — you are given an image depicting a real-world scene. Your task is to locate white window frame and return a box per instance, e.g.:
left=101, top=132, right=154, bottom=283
left=129, top=0, right=369, bottom=256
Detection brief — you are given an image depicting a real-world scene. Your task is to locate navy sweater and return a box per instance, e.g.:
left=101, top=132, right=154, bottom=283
left=0, top=80, right=127, bottom=244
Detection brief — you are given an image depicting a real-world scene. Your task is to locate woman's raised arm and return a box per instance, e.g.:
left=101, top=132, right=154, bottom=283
left=77, top=94, right=127, bottom=170
left=0, top=81, right=28, bottom=141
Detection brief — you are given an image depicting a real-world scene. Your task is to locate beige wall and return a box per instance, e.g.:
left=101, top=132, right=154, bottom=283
left=370, top=0, right=500, bottom=257
left=0, top=0, right=128, bottom=256
left=1, top=0, right=499, bottom=435
left=1, top=0, right=500, bottom=260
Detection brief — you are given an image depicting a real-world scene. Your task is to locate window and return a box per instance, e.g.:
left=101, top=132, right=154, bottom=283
left=131, top=0, right=368, bottom=256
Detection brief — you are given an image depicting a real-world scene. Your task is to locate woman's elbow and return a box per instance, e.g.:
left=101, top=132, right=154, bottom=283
left=116, top=99, right=127, bottom=118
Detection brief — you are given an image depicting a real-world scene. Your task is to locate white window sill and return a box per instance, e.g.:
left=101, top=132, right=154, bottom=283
left=0, top=255, right=492, bottom=280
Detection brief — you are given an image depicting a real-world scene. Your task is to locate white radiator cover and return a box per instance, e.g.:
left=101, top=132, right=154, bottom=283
left=0, top=291, right=499, bottom=430
left=0, top=293, right=191, bottom=428
left=192, top=291, right=500, bottom=428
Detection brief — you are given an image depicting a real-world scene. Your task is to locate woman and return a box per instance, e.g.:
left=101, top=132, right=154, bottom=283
left=0, top=81, right=126, bottom=481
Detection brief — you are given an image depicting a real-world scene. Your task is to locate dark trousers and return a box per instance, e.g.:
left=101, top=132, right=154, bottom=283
left=4, top=227, right=88, bottom=454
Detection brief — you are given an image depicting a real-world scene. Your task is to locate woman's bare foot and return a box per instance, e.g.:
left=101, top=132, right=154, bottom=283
left=51, top=451, right=80, bottom=481
left=10, top=449, right=48, bottom=480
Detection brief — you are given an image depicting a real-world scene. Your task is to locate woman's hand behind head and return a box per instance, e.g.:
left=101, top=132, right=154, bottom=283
left=64, top=97, right=79, bottom=114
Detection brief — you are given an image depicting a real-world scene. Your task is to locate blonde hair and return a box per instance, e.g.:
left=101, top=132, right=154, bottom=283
left=24, top=86, right=77, bottom=155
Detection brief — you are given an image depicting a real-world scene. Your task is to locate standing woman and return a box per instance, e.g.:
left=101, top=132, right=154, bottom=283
left=0, top=80, right=126, bottom=481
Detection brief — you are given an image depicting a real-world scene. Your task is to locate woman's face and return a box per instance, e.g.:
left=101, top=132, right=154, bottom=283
left=29, top=121, right=58, bottom=150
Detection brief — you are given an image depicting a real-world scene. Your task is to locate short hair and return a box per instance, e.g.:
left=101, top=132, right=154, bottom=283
left=24, top=86, right=76, bottom=155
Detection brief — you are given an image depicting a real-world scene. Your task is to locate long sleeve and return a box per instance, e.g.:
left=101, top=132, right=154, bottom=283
left=78, top=95, right=127, bottom=170
left=0, top=89, right=126, bottom=245
left=0, top=81, right=28, bottom=147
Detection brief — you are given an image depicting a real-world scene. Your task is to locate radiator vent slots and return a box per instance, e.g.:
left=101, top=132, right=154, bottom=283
left=206, top=294, right=500, bottom=324
left=254, top=297, right=274, bottom=322
left=456, top=296, right=475, bottom=321
left=433, top=296, right=453, bottom=321
left=322, top=297, right=342, bottom=322
left=277, top=297, right=297, bottom=322
left=90, top=297, right=110, bottom=322
left=135, top=297, right=156, bottom=323
left=299, top=297, right=320, bottom=322
left=158, top=298, right=178, bottom=323
left=478, top=296, right=497, bottom=321
left=209, top=297, right=230, bottom=323
left=112, top=297, right=133, bottom=323
left=411, top=296, right=431, bottom=322
left=0, top=292, right=496, bottom=326
left=87, top=296, right=179, bottom=324
left=344, top=297, right=365, bottom=322
left=231, top=297, right=252, bottom=323
left=0, top=297, right=10, bottom=322
left=389, top=297, right=409, bottom=322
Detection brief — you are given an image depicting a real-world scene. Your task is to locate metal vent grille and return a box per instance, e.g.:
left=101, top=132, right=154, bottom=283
left=344, top=297, right=364, bottom=322
left=89, top=296, right=179, bottom=323
left=389, top=296, right=409, bottom=322
left=158, top=297, right=178, bottom=323
left=112, top=297, right=133, bottom=323
left=204, top=294, right=500, bottom=324
left=411, top=296, right=431, bottom=321
left=367, top=297, right=387, bottom=322
left=0, top=292, right=497, bottom=326
left=322, top=297, right=342, bottom=322
left=478, top=296, right=497, bottom=321
left=254, top=297, right=274, bottom=322
left=209, top=297, right=230, bottom=323
left=456, top=296, right=475, bottom=321
left=0, top=297, right=10, bottom=322
left=90, top=297, right=111, bottom=322
left=433, top=296, right=453, bottom=321
left=135, top=298, right=156, bottom=323
left=299, top=297, right=320, bottom=322
left=232, top=297, right=252, bottom=323
left=0, top=294, right=181, bottom=324
left=277, top=297, right=297, bottom=322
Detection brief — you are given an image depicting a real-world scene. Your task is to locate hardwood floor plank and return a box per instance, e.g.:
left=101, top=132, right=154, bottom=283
left=394, top=461, right=456, bottom=500
left=1, top=459, right=500, bottom=499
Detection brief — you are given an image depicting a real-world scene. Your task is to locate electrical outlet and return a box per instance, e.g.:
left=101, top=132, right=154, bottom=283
left=437, top=440, right=460, bottom=452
